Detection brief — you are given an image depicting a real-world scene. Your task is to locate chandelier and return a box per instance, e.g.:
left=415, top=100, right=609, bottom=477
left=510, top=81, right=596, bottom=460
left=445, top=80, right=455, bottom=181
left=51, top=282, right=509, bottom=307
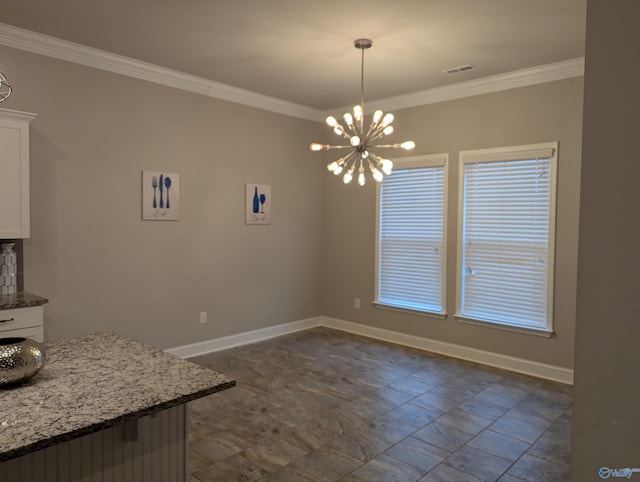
left=0, top=72, right=11, bottom=103
left=310, top=39, right=415, bottom=186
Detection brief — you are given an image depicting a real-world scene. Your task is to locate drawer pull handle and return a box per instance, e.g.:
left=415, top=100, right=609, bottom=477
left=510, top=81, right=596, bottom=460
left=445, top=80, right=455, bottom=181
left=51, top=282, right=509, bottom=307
left=0, top=318, right=15, bottom=323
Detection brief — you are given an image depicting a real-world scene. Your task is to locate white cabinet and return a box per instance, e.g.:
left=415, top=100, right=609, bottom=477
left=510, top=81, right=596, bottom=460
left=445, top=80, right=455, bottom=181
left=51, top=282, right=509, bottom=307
left=0, top=306, right=44, bottom=342
left=0, top=108, right=37, bottom=238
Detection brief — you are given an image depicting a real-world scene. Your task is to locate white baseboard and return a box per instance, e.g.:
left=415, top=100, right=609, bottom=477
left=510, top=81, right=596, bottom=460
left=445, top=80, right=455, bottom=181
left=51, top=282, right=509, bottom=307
left=318, top=316, right=574, bottom=385
left=167, top=315, right=574, bottom=385
left=165, top=317, right=320, bottom=358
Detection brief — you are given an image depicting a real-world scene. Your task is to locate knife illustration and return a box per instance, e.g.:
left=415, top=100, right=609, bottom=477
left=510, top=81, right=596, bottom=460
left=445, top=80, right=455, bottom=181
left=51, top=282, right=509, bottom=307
left=159, top=174, right=164, bottom=209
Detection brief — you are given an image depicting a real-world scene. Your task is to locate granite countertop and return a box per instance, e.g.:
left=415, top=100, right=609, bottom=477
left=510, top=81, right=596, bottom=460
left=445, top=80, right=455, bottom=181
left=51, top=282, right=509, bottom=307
left=0, top=332, right=235, bottom=462
left=0, top=291, right=49, bottom=310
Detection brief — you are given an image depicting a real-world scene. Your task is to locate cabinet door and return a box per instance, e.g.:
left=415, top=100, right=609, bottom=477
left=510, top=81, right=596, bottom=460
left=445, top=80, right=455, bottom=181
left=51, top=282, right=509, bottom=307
left=0, top=109, right=36, bottom=238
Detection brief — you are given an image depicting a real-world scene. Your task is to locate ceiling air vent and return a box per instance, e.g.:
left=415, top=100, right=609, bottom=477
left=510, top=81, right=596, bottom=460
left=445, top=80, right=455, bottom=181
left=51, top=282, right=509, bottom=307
left=442, top=64, right=477, bottom=75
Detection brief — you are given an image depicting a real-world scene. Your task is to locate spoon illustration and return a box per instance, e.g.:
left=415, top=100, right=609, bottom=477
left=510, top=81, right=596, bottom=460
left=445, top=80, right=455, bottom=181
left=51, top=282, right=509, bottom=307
left=164, top=176, right=172, bottom=209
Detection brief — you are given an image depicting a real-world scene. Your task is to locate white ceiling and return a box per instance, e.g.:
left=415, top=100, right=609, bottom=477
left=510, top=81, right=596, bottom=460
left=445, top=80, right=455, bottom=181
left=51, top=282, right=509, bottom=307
left=0, top=0, right=586, bottom=111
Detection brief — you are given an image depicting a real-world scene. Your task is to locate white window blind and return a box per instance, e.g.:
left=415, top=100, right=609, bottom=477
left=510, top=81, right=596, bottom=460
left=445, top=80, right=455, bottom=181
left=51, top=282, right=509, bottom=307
left=457, top=143, right=557, bottom=332
left=376, top=155, right=447, bottom=315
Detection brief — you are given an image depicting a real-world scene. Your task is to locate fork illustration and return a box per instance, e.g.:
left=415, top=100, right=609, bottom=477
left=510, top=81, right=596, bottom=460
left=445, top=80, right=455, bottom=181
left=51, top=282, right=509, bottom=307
left=151, top=175, right=158, bottom=208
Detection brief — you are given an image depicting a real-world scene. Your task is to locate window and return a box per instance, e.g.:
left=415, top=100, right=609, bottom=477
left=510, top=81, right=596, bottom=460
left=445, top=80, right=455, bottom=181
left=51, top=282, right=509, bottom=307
left=456, top=142, right=558, bottom=334
left=375, top=154, right=448, bottom=315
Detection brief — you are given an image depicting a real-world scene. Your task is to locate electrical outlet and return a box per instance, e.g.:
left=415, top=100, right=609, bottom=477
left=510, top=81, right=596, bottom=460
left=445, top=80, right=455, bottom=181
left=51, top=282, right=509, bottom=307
left=354, top=298, right=360, bottom=309
left=199, top=312, right=207, bottom=324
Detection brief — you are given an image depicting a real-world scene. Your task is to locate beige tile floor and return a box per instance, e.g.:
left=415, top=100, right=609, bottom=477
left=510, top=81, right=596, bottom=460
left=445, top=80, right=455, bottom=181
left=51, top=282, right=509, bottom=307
left=188, top=327, right=571, bottom=481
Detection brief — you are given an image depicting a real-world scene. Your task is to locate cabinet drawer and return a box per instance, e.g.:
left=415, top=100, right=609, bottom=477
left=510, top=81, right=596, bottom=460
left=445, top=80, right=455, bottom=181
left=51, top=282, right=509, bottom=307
left=0, top=306, right=44, bottom=331
left=0, top=325, right=43, bottom=342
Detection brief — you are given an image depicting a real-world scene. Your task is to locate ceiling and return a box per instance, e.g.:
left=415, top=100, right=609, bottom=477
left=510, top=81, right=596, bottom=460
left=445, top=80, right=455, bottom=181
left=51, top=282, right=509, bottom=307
left=0, top=0, right=586, bottom=111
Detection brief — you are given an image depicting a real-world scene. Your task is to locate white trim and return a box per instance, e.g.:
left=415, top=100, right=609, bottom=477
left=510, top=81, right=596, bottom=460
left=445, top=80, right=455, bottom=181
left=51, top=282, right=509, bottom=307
left=392, top=153, right=448, bottom=169
left=460, top=145, right=556, bottom=164
left=165, top=317, right=320, bottom=358
left=0, top=23, right=583, bottom=122
left=456, top=141, right=558, bottom=333
left=319, top=317, right=573, bottom=385
left=375, top=153, right=449, bottom=316
left=0, top=23, right=321, bottom=122
left=323, top=57, right=585, bottom=118
left=166, top=315, right=573, bottom=385
left=0, top=107, right=37, bottom=122
left=373, top=301, right=447, bottom=319
left=455, top=315, right=554, bottom=338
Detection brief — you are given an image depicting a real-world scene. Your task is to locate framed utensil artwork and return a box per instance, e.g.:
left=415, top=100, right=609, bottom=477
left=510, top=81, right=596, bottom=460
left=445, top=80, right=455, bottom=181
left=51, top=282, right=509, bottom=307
left=246, top=183, right=271, bottom=225
left=142, top=170, right=180, bottom=220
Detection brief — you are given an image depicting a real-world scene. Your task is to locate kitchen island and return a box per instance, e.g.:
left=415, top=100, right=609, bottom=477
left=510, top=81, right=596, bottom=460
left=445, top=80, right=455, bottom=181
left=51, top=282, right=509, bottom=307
left=0, top=332, right=235, bottom=482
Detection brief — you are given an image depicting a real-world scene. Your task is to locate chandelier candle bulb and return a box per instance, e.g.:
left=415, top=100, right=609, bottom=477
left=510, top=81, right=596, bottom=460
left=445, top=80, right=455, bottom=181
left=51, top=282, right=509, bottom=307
left=309, top=38, right=415, bottom=186
left=382, top=159, right=394, bottom=175
left=353, top=105, right=363, bottom=121
left=343, top=166, right=354, bottom=184
left=381, top=113, right=394, bottom=126
left=401, top=141, right=416, bottom=150
left=358, top=167, right=366, bottom=186
left=370, top=165, right=384, bottom=182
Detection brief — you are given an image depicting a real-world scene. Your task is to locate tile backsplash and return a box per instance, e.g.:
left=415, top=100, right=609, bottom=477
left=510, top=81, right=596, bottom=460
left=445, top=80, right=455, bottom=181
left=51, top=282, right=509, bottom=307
left=0, top=239, right=24, bottom=292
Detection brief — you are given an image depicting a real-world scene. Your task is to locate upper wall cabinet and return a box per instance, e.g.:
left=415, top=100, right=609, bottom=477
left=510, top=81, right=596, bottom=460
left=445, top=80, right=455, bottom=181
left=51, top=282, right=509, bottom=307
left=0, top=108, right=37, bottom=238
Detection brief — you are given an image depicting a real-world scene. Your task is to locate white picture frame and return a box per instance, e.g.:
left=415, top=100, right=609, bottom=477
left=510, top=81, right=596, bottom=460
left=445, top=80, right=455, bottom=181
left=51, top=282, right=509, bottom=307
left=142, top=170, right=180, bottom=221
left=246, top=183, right=271, bottom=225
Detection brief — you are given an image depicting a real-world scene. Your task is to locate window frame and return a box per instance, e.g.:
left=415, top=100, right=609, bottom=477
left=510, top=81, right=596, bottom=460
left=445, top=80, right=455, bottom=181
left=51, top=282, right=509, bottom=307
left=455, top=142, right=558, bottom=336
left=374, top=153, right=449, bottom=317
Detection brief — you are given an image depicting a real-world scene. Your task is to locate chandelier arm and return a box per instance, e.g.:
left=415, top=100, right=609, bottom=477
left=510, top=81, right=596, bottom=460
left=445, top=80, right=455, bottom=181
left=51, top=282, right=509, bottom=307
left=365, top=120, right=380, bottom=139
left=367, top=151, right=394, bottom=176
left=329, top=152, right=356, bottom=175
left=369, top=143, right=405, bottom=149
left=367, top=120, right=394, bottom=141
left=323, top=145, right=356, bottom=150
left=344, top=121, right=359, bottom=137
left=367, top=130, right=389, bottom=144
left=331, top=121, right=351, bottom=140
left=345, top=151, right=359, bottom=167
left=340, top=152, right=359, bottom=182
left=332, top=123, right=361, bottom=145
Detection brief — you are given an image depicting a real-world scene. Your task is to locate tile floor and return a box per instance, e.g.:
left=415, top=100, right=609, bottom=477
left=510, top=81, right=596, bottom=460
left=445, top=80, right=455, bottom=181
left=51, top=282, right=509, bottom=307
left=188, top=327, right=572, bottom=481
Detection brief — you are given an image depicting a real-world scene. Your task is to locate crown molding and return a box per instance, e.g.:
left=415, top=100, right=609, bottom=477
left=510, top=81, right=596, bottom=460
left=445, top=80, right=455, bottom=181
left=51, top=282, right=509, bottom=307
left=0, top=23, right=322, bottom=122
left=0, top=107, right=37, bottom=122
left=323, top=57, right=585, bottom=118
left=0, top=23, right=583, bottom=123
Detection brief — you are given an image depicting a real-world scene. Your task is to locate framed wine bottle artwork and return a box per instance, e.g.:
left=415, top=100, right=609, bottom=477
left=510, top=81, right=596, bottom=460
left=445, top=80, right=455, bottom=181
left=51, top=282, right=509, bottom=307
left=245, top=183, right=271, bottom=225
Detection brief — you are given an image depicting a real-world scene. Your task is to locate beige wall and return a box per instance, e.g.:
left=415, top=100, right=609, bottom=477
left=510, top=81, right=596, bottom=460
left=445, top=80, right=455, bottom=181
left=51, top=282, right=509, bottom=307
left=0, top=45, right=324, bottom=349
left=571, top=1, right=640, bottom=478
left=2, top=42, right=583, bottom=370
left=321, top=78, right=583, bottom=369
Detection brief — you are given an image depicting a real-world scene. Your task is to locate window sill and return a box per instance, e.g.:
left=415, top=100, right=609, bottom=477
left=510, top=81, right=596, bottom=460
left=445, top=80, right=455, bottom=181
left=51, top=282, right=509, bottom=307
left=373, top=301, right=447, bottom=319
left=454, top=315, right=554, bottom=338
